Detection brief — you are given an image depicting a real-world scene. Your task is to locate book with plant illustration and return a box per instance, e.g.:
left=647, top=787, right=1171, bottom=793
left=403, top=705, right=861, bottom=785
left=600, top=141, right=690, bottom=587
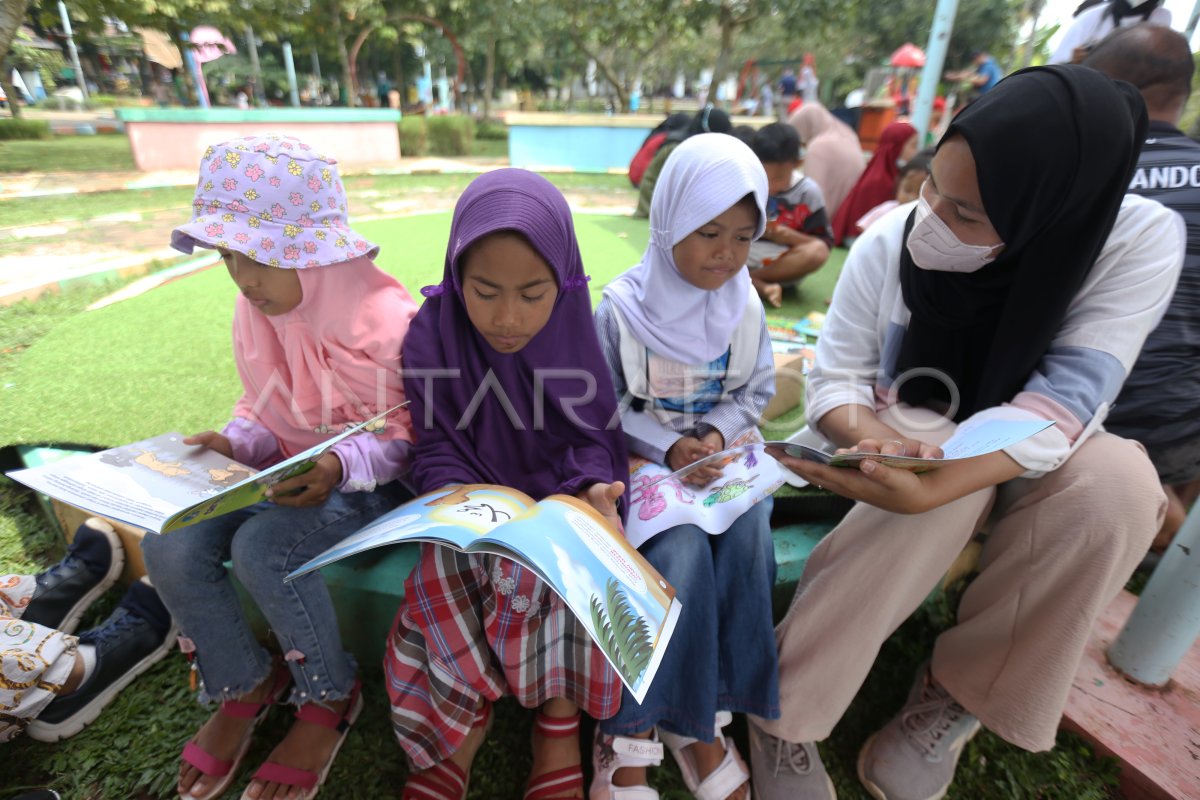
left=6, top=405, right=405, bottom=535
left=287, top=484, right=681, bottom=703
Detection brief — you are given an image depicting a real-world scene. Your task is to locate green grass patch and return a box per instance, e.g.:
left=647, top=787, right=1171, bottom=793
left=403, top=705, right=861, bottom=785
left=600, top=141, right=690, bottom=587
left=0, top=119, right=51, bottom=140
left=0, top=135, right=135, bottom=173
left=0, top=186, right=194, bottom=230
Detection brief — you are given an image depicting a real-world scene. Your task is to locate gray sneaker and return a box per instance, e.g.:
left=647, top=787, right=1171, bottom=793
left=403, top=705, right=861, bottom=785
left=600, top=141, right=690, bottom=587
left=857, top=663, right=981, bottom=800
left=747, top=719, right=836, bottom=800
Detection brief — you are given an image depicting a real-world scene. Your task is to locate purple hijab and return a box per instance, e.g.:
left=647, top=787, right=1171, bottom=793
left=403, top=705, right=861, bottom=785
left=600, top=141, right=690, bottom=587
left=403, top=169, right=630, bottom=519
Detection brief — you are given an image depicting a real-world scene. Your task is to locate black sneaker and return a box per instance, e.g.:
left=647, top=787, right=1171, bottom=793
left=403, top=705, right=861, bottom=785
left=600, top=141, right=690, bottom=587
left=26, top=579, right=177, bottom=742
left=22, top=518, right=125, bottom=634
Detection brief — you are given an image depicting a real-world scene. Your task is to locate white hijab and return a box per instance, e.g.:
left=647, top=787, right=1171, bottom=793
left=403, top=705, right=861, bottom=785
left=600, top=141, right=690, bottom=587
left=605, top=133, right=768, bottom=364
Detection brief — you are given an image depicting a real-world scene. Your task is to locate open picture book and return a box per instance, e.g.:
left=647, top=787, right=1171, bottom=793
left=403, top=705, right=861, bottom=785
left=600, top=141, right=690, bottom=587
left=286, top=484, right=681, bottom=704
left=6, top=404, right=406, bottom=534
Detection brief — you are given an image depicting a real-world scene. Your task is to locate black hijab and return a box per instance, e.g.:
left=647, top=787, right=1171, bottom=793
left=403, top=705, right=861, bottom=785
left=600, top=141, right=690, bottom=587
left=1109, top=0, right=1163, bottom=24
left=666, top=107, right=732, bottom=143
left=894, top=65, right=1147, bottom=420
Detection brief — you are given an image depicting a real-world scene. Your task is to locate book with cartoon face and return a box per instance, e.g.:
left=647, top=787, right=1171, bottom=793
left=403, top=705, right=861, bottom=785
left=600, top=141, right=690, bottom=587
left=287, top=484, right=681, bottom=704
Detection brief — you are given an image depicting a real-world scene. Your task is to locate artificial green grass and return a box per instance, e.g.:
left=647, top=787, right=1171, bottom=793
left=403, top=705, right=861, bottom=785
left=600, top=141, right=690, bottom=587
left=0, top=216, right=842, bottom=450
left=0, top=134, right=136, bottom=173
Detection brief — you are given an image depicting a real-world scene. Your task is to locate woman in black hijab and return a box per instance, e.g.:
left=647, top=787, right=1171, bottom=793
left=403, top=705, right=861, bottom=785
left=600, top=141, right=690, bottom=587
left=750, top=65, right=1184, bottom=799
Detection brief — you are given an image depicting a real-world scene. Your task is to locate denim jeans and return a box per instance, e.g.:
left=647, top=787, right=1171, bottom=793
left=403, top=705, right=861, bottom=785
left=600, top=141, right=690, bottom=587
left=600, top=497, right=780, bottom=741
left=142, top=481, right=410, bottom=705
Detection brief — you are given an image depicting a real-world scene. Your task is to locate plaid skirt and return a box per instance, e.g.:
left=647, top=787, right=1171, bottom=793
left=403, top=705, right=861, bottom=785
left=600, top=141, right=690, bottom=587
left=385, top=544, right=620, bottom=769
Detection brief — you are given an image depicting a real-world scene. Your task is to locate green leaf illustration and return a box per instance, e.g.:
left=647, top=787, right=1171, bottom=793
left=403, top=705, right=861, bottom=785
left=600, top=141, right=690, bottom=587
left=605, top=578, right=654, bottom=683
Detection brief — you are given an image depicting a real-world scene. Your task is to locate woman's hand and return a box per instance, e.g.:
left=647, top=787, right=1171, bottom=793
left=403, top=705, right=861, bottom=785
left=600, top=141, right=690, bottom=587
left=577, top=481, right=626, bottom=534
left=667, top=436, right=723, bottom=486
left=836, top=437, right=943, bottom=460
left=266, top=453, right=343, bottom=508
left=184, top=431, right=235, bottom=460
left=774, top=454, right=943, bottom=515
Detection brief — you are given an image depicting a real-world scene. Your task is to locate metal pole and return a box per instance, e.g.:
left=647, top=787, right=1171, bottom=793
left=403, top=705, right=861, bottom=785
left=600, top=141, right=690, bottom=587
left=180, top=32, right=208, bottom=109
left=244, top=24, right=264, bottom=106
left=1108, top=500, right=1200, bottom=686
left=57, top=1, right=89, bottom=101
left=282, top=41, right=300, bottom=108
left=911, top=0, right=959, bottom=146
left=1187, top=0, right=1200, bottom=42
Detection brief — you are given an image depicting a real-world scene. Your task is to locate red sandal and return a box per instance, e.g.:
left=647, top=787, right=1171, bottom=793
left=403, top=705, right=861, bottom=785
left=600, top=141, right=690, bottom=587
left=178, top=662, right=292, bottom=800
left=525, top=711, right=585, bottom=800
left=402, top=702, right=494, bottom=800
left=239, top=678, right=364, bottom=800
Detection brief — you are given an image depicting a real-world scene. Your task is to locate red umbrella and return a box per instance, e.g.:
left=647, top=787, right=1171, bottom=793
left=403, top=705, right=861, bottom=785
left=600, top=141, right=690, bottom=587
left=890, top=43, right=926, bottom=68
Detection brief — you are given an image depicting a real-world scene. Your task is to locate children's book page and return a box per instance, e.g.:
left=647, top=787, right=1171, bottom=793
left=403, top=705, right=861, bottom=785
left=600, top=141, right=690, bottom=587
left=285, top=485, right=538, bottom=579
left=287, top=485, right=681, bottom=704
left=476, top=494, right=680, bottom=704
left=7, top=403, right=408, bottom=533
left=7, top=434, right=257, bottom=532
left=626, top=430, right=786, bottom=548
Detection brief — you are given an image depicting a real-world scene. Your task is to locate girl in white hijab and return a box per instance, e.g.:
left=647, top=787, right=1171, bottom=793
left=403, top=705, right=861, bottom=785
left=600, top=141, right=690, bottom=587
left=591, top=133, right=780, bottom=800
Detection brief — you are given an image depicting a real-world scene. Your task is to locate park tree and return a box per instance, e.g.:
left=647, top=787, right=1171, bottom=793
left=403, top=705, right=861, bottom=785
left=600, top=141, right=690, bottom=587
left=1, top=0, right=31, bottom=117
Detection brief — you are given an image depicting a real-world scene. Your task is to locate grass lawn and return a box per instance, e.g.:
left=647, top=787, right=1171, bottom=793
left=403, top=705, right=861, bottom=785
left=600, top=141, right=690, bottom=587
left=0, top=134, right=136, bottom=173
left=0, top=208, right=1124, bottom=797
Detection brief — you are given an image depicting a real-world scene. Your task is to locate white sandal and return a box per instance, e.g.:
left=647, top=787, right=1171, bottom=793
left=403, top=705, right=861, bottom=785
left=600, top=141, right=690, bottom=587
left=657, top=711, right=752, bottom=800
left=589, top=726, right=665, bottom=800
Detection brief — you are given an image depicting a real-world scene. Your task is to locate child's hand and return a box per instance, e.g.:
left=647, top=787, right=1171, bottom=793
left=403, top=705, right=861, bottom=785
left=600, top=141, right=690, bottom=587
left=184, top=431, right=234, bottom=460
left=835, top=437, right=943, bottom=460
left=266, top=453, right=343, bottom=507
left=576, top=481, right=626, bottom=535
left=667, top=436, right=723, bottom=486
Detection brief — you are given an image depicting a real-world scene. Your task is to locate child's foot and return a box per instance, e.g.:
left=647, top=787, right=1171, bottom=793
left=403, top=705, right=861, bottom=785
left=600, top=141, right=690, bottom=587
left=686, top=739, right=750, bottom=800
left=527, top=706, right=584, bottom=799
left=402, top=702, right=492, bottom=800
left=178, top=670, right=281, bottom=799
left=242, top=693, right=355, bottom=800
left=755, top=281, right=784, bottom=308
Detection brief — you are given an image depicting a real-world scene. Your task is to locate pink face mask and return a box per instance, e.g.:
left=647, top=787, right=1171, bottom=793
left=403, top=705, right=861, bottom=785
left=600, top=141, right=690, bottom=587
left=905, top=189, right=1003, bottom=273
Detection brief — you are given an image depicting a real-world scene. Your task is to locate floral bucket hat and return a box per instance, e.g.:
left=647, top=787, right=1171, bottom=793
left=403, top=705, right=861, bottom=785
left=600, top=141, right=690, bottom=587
left=171, top=133, right=379, bottom=268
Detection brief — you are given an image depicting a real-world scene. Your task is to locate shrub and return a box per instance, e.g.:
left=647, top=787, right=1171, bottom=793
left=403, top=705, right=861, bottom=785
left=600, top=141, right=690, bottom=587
left=425, top=115, right=475, bottom=156
left=398, top=116, right=427, bottom=157
left=475, top=119, right=508, bottom=141
left=0, top=119, right=51, bottom=140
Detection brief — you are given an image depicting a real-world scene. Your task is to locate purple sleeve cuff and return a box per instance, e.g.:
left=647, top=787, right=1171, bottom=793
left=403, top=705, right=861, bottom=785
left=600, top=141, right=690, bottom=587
left=330, top=434, right=412, bottom=493
left=221, top=418, right=281, bottom=469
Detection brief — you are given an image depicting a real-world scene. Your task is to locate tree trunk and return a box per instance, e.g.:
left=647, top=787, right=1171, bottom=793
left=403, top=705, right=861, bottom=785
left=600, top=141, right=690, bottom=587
left=706, top=2, right=735, bottom=106
left=482, top=35, right=495, bottom=121
left=330, top=0, right=356, bottom=106
left=0, top=0, right=31, bottom=117
left=569, top=33, right=627, bottom=112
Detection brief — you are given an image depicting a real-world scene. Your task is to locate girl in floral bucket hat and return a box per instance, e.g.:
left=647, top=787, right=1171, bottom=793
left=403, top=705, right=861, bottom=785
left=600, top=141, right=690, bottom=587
left=143, top=134, right=419, bottom=800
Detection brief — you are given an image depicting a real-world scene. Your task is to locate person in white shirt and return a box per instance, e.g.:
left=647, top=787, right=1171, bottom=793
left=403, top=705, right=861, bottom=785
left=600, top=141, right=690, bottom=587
left=1050, top=0, right=1171, bottom=63
left=748, top=65, right=1183, bottom=800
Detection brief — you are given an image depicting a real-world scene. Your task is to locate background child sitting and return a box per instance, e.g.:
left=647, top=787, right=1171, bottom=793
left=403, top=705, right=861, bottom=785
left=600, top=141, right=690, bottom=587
left=747, top=122, right=834, bottom=308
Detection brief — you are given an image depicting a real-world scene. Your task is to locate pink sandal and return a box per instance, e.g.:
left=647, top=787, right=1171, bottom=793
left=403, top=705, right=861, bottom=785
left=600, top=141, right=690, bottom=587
left=179, top=663, right=292, bottom=800
left=402, top=702, right=494, bottom=800
left=525, top=711, right=585, bottom=800
left=240, top=678, right=364, bottom=800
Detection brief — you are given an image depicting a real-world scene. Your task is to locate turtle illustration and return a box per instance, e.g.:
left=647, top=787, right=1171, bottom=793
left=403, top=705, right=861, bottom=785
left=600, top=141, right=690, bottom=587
left=703, top=474, right=759, bottom=507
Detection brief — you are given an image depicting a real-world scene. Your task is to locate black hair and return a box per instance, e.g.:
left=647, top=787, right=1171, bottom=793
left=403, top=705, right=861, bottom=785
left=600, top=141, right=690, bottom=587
left=901, top=147, right=935, bottom=178
left=1083, top=24, right=1193, bottom=108
left=729, top=125, right=758, bottom=147
left=750, top=122, right=801, bottom=164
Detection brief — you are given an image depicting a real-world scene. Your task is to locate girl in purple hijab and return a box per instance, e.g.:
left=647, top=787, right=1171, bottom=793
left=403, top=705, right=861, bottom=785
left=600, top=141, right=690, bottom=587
left=386, top=169, right=629, bottom=800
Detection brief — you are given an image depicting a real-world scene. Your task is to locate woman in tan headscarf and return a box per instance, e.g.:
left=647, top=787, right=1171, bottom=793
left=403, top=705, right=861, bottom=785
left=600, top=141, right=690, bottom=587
left=789, top=103, right=865, bottom=221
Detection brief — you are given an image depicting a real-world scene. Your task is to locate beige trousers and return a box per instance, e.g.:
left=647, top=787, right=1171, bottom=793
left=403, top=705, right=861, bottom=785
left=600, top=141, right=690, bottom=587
left=756, top=406, right=1165, bottom=752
